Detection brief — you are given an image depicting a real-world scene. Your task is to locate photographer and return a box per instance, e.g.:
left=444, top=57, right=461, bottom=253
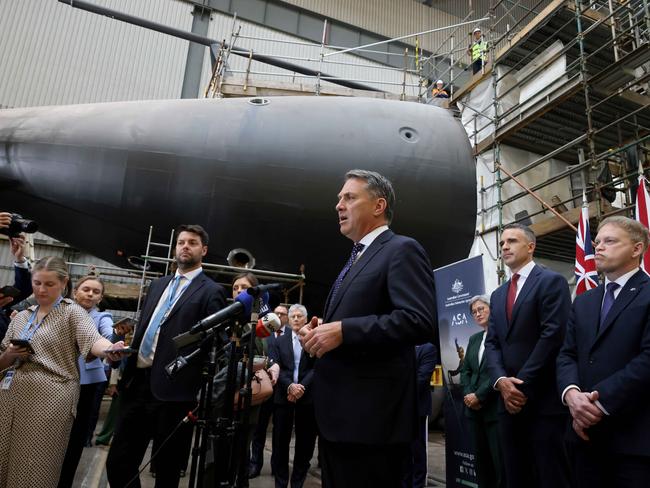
left=0, top=212, right=33, bottom=342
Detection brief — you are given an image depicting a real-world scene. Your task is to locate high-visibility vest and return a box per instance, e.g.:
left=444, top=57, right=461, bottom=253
left=471, top=40, right=487, bottom=61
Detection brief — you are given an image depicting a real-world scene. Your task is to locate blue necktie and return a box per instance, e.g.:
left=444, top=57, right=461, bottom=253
left=140, top=276, right=183, bottom=358
left=293, top=334, right=302, bottom=383
left=600, top=282, right=619, bottom=328
left=329, top=242, right=365, bottom=304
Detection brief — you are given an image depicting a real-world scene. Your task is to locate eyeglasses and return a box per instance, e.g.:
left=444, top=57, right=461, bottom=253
left=471, top=306, right=487, bottom=316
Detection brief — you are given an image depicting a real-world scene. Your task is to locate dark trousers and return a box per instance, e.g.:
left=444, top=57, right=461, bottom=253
left=401, top=416, right=428, bottom=488
left=571, top=442, right=650, bottom=488
left=498, top=410, right=570, bottom=488
left=469, top=415, right=504, bottom=488
left=58, top=382, right=104, bottom=488
left=250, top=396, right=274, bottom=471
left=272, top=402, right=317, bottom=488
left=87, top=380, right=107, bottom=444
left=319, top=437, right=409, bottom=488
left=105, top=370, right=195, bottom=488
left=150, top=420, right=193, bottom=474
left=472, top=59, right=483, bottom=74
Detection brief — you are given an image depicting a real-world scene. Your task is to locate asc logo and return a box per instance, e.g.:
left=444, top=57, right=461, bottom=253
left=451, top=279, right=464, bottom=294
left=451, top=312, right=469, bottom=326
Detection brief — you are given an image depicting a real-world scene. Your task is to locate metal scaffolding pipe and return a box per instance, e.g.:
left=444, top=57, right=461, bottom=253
left=324, top=17, right=490, bottom=57
left=57, top=0, right=381, bottom=92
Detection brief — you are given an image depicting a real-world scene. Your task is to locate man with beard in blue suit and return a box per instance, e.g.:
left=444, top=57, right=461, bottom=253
left=557, top=216, right=650, bottom=487
left=301, top=170, right=437, bottom=488
left=484, top=223, right=571, bottom=488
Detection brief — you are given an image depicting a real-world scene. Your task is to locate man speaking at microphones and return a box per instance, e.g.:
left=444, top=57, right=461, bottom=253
left=301, top=170, right=437, bottom=487
left=106, top=225, right=226, bottom=488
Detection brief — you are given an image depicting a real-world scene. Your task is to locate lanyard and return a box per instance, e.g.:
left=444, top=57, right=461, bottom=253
left=20, top=296, right=63, bottom=341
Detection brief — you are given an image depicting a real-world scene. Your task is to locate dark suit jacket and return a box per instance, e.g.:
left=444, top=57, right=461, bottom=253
left=268, top=329, right=315, bottom=405
left=0, top=265, right=32, bottom=341
left=485, top=264, right=570, bottom=415
left=122, top=272, right=226, bottom=402
left=461, top=330, right=498, bottom=421
left=315, top=229, right=437, bottom=445
left=557, top=269, right=650, bottom=456
left=415, top=343, right=436, bottom=417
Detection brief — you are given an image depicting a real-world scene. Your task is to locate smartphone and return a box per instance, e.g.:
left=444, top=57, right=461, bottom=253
left=103, top=347, right=136, bottom=355
left=0, top=286, right=21, bottom=299
left=9, top=339, right=35, bottom=353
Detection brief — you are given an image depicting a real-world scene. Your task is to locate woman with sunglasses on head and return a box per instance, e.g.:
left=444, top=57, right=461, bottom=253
left=0, top=257, right=127, bottom=488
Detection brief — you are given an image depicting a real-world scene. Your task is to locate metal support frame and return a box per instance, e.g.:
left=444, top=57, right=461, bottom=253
left=459, top=0, right=650, bottom=269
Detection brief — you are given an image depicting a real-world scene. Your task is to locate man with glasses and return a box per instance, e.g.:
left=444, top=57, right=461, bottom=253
left=268, top=304, right=317, bottom=488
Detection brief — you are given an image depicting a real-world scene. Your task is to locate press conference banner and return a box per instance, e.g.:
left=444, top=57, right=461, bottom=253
left=434, top=255, right=485, bottom=488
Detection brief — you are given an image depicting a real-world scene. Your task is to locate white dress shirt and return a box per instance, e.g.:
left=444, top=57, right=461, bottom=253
left=356, top=225, right=389, bottom=259
left=478, top=330, right=487, bottom=364
left=512, top=260, right=536, bottom=301
left=137, top=267, right=203, bottom=368
left=493, top=260, right=536, bottom=389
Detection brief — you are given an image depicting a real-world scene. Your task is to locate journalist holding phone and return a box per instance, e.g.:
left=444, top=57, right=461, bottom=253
left=0, top=256, right=127, bottom=488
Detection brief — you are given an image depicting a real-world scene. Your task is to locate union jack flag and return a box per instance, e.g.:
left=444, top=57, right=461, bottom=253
left=635, top=163, right=650, bottom=275
left=575, top=195, right=598, bottom=295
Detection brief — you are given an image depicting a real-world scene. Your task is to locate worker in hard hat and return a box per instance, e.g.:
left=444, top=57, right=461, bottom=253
left=431, top=80, right=449, bottom=99
left=468, top=27, right=488, bottom=74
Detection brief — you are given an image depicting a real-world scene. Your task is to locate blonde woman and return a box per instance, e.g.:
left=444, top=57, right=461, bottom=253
left=0, top=257, right=126, bottom=487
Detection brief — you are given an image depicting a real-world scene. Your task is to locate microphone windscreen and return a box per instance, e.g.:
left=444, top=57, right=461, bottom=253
left=259, top=312, right=282, bottom=334
left=235, top=291, right=254, bottom=317
left=255, top=320, right=271, bottom=338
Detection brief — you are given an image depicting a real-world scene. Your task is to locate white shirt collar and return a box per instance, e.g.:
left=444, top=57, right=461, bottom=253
left=358, top=225, right=389, bottom=249
left=510, top=260, right=536, bottom=279
left=604, top=267, right=640, bottom=290
left=175, top=266, right=203, bottom=282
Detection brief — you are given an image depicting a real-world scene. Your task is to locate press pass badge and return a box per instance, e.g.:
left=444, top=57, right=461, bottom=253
left=1, top=369, right=15, bottom=390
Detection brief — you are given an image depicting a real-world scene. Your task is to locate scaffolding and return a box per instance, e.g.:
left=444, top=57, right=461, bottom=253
left=201, top=13, right=500, bottom=102
left=449, top=0, right=650, bottom=286
left=135, top=227, right=306, bottom=312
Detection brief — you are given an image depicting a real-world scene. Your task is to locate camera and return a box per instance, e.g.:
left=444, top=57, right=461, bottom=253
left=0, top=214, right=38, bottom=237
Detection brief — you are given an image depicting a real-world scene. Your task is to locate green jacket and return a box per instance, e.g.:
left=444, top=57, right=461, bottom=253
left=460, top=330, right=499, bottom=421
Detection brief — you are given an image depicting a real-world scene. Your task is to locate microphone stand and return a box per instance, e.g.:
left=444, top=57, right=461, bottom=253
left=173, top=298, right=265, bottom=488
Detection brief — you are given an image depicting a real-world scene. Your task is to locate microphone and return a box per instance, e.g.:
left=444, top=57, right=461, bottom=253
left=190, top=291, right=254, bottom=335
left=246, top=283, right=284, bottom=297
left=255, top=312, right=282, bottom=338
left=172, top=291, right=254, bottom=349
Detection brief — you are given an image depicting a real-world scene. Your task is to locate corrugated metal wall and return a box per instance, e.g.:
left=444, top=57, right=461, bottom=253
left=201, top=11, right=421, bottom=96
left=0, top=0, right=192, bottom=108
left=0, top=233, right=142, bottom=288
left=280, top=0, right=465, bottom=52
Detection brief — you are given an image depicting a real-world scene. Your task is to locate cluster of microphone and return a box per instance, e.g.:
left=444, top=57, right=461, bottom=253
left=166, top=284, right=284, bottom=375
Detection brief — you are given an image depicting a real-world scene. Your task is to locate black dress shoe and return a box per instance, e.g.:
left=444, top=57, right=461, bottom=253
left=248, top=465, right=261, bottom=479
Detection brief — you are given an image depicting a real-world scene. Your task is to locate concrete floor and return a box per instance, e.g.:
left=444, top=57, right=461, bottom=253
left=73, top=399, right=447, bottom=487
